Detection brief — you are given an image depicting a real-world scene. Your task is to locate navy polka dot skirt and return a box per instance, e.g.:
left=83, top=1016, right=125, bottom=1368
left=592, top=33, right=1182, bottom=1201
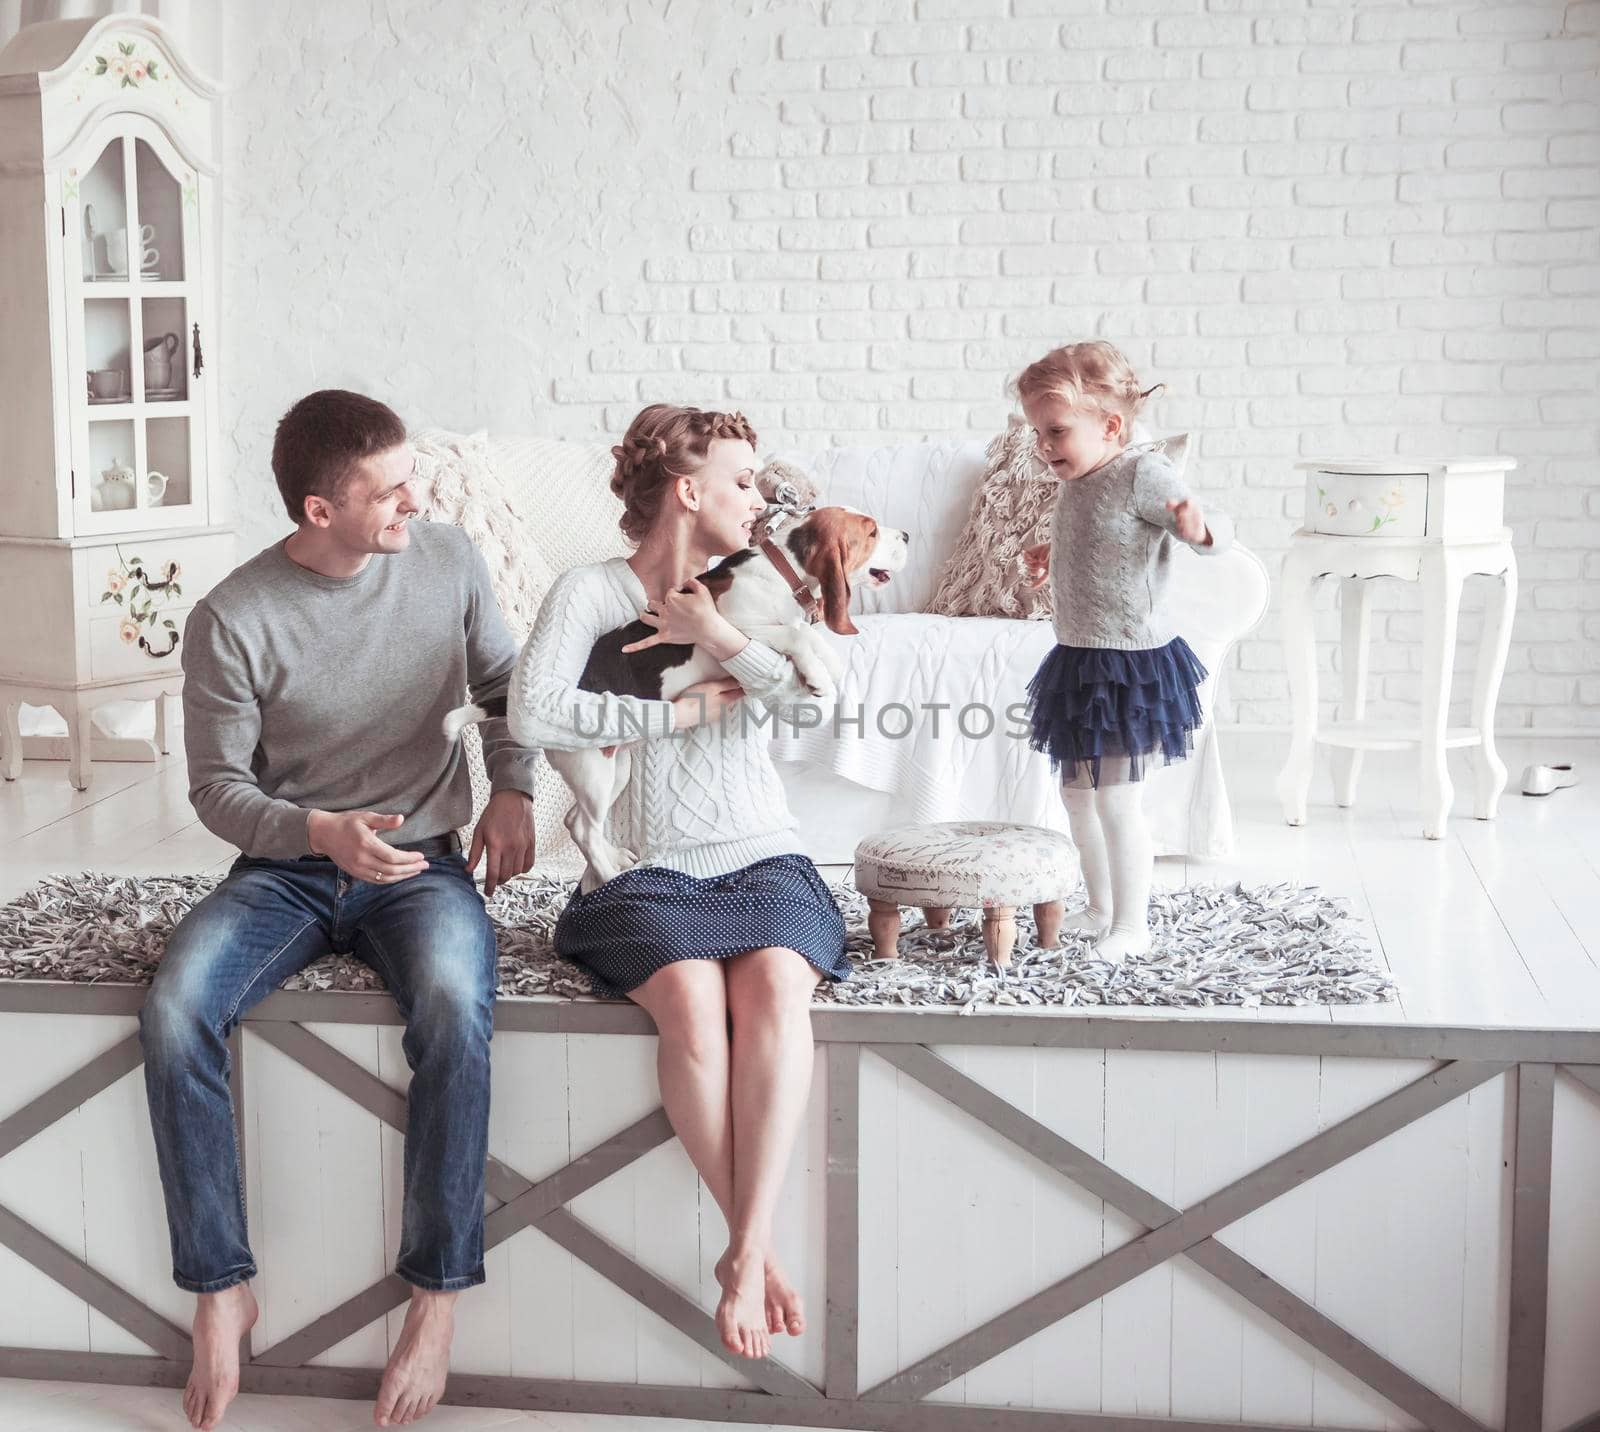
left=553, top=854, right=851, bottom=998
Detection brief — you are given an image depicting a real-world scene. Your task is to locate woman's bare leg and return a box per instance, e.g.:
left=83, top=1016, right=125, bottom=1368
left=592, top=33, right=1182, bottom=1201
left=627, top=961, right=765, bottom=1357
left=719, top=948, right=824, bottom=1352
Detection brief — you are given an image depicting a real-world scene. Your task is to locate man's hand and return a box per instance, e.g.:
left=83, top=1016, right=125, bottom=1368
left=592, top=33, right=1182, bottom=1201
left=468, top=789, right=536, bottom=898
left=1166, top=497, right=1210, bottom=546
left=307, top=810, right=428, bottom=884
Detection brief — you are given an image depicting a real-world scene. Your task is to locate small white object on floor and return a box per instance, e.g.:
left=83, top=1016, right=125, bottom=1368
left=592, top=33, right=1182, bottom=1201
left=1521, top=763, right=1579, bottom=797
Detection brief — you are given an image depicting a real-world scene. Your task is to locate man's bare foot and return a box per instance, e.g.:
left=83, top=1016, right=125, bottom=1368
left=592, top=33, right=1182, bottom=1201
left=374, top=1290, right=457, bottom=1426
left=713, top=1248, right=770, bottom=1360
left=716, top=1249, right=804, bottom=1338
left=183, top=1283, right=258, bottom=1431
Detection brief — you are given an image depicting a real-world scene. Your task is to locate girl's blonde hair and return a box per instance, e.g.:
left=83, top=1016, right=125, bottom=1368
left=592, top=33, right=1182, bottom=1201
left=1013, top=341, right=1162, bottom=428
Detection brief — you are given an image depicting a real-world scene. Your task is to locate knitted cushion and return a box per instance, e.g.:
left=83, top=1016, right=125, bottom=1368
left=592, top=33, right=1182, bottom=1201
left=924, top=424, right=1194, bottom=622
left=853, top=821, right=1078, bottom=908
left=413, top=428, right=603, bottom=876
left=924, top=416, right=1055, bottom=620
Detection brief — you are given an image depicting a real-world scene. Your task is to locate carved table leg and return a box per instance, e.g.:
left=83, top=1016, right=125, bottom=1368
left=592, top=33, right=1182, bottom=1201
left=982, top=906, right=1017, bottom=967
left=866, top=900, right=902, bottom=961
left=922, top=906, right=953, bottom=931
left=1471, top=550, right=1517, bottom=820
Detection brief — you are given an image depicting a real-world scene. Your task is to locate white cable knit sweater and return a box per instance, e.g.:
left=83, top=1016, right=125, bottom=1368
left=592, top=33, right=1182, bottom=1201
left=507, top=558, right=812, bottom=879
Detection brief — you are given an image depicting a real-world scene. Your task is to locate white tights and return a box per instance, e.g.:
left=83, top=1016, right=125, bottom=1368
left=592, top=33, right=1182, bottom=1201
left=1059, top=772, right=1153, bottom=962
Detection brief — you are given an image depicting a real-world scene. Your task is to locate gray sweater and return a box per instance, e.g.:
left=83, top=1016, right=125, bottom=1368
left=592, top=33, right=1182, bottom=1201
left=182, top=521, right=537, bottom=858
left=1047, top=442, right=1235, bottom=650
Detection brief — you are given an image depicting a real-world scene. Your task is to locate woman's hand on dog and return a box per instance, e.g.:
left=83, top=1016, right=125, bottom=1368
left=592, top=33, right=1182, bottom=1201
left=623, top=576, right=745, bottom=662
left=307, top=809, right=428, bottom=883
left=671, top=677, right=747, bottom=730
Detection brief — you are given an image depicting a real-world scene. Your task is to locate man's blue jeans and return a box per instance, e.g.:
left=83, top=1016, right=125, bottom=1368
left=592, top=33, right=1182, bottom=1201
left=139, top=851, right=496, bottom=1294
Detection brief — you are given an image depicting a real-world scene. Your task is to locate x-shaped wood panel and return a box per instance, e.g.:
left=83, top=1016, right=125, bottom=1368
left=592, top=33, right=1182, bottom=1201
left=0, top=1024, right=1581, bottom=1432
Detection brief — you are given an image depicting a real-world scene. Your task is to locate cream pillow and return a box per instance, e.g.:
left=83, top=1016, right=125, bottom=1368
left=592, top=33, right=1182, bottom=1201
left=925, top=422, right=1192, bottom=621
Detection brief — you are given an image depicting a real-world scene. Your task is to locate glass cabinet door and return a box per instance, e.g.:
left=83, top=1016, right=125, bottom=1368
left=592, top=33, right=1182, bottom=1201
left=65, top=117, right=205, bottom=533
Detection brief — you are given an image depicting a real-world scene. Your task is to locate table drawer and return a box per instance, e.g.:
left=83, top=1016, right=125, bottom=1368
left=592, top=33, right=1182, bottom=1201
left=1305, top=470, right=1429, bottom=538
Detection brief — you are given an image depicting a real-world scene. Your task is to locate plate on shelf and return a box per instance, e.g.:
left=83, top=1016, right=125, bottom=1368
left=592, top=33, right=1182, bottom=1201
left=87, top=394, right=126, bottom=405
left=145, top=387, right=181, bottom=400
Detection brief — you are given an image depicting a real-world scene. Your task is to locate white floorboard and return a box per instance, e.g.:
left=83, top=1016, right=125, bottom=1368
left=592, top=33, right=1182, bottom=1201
left=0, top=1378, right=839, bottom=1432
left=2, top=731, right=1598, bottom=1031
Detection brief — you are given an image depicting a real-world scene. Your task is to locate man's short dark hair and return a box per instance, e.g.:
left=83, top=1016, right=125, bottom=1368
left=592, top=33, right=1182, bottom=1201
left=271, top=389, right=407, bottom=524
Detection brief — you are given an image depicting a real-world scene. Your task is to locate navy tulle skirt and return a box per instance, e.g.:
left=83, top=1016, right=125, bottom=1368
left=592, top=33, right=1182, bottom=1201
left=553, top=854, right=850, bottom=998
left=1025, top=637, right=1208, bottom=787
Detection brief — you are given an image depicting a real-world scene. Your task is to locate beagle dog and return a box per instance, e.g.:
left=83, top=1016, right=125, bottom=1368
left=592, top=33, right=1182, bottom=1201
left=445, top=464, right=909, bottom=890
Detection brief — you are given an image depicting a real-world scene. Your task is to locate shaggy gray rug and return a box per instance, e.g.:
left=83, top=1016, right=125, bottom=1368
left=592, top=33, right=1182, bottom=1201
left=0, top=871, right=1396, bottom=1011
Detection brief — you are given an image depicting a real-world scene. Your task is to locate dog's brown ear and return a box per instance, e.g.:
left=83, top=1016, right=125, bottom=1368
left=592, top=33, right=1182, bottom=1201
left=816, top=537, right=859, bottom=636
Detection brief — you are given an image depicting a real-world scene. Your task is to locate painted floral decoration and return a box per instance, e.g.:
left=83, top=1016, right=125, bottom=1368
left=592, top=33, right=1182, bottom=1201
left=101, top=550, right=183, bottom=658
left=94, top=41, right=161, bottom=88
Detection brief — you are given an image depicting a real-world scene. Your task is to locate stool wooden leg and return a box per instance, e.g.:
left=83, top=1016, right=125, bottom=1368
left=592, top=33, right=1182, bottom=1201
left=922, top=906, right=952, bottom=930
left=866, top=900, right=902, bottom=961
left=982, top=907, right=1016, bottom=967
left=1033, top=900, right=1063, bottom=949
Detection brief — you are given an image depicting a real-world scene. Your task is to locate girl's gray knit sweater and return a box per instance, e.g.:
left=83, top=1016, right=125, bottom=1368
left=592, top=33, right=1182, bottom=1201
left=1048, top=442, right=1235, bottom=651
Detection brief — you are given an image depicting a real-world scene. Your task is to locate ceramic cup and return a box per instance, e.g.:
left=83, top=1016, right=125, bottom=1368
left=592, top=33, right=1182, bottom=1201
left=143, top=332, right=179, bottom=391
left=140, top=224, right=159, bottom=274
left=146, top=470, right=169, bottom=506
left=105, top=228, right=128, bottom=275
left=89, top=368, right=126, bottom=400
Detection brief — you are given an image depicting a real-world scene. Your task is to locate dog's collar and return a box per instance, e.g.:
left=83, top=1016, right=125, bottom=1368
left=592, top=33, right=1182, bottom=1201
left=759, top=538, right=821, bottom=625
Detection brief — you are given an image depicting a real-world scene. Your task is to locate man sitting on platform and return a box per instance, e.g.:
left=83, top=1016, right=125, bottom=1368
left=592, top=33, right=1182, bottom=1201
left=139, top=389, right=537, bottom=1430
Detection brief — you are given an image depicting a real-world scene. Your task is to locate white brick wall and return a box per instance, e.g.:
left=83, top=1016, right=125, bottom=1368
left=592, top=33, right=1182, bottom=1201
left=220, top=0, right=1600, bottom=728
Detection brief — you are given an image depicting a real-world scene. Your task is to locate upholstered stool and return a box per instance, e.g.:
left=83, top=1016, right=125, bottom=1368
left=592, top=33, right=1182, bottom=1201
left=852, top=821, right=1079, bottom=966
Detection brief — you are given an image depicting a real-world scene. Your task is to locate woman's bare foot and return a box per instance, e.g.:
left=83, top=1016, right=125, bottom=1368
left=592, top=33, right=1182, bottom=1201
left=762, top=1259, right=805, bottom=1337
left=713, top=1248, right=771, bottom=1359
left=183, top=1283, right=258, bottom=1430
left=717, top=1248, right=805, bottom=1338
left=374, top=1290, right=457, bottom=1426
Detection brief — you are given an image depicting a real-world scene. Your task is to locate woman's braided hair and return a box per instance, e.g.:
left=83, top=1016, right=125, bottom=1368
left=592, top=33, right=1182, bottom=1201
left=610, top=403, right=759, bottom=544
left=1012, top=340, right=1163, bottom=427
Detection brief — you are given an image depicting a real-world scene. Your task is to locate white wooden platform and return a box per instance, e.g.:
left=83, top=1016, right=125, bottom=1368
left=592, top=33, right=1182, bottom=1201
left=1, top=734, right=1597, bottom=1432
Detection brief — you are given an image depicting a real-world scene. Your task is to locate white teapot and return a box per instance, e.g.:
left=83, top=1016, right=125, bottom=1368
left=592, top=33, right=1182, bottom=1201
left=91, top=457, right=136, bottom=512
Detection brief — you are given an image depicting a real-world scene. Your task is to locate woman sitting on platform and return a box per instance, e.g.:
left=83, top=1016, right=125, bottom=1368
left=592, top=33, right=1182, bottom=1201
left=505, top=403, right=850, bottom=1360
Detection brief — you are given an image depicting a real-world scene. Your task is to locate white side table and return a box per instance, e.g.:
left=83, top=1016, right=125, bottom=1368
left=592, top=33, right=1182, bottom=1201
left=1275, top=457, right=1518, bottom=840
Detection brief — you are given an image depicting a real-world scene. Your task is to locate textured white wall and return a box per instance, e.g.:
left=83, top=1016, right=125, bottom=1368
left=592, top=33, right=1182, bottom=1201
left=220, top=0, right=1600, bottom=727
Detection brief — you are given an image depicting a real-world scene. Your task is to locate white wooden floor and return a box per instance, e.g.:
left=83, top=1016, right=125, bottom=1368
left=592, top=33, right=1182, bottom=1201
left=0, top=1378, right=826, bottom=1431
left=3, top=730, right=1597, bottom=1032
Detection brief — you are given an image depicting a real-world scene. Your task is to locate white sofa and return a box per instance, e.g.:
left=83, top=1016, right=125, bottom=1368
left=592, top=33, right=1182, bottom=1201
left=440, top=431, right=1270, bottom=870
left=765, top=439, right=1270, bottom=861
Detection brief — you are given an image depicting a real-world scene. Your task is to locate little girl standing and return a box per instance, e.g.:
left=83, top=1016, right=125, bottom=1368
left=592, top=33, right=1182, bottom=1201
left=1016, top=341, right=1234, bottom=961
